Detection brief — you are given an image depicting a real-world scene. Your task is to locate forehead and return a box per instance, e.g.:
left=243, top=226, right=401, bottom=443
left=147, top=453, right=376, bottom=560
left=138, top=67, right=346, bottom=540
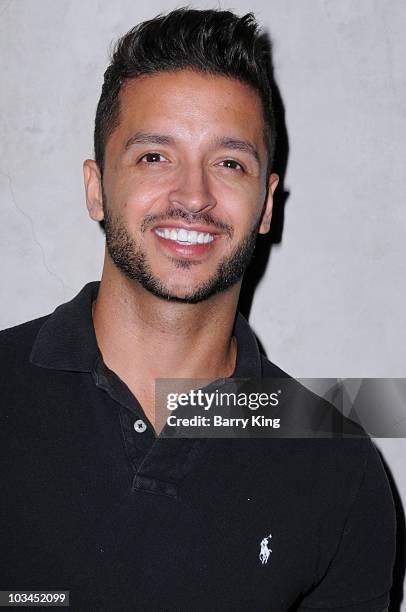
left=107, top=69, right=266, bottom=153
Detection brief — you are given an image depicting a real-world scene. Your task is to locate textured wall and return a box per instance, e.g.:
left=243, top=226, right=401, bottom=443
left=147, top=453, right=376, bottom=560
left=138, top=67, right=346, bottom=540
left=1, top=0, right=405, bottom=606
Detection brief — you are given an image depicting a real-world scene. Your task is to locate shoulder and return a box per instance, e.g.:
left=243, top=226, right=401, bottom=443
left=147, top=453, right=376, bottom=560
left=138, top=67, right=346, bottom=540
left=259, top=353, right=365, bottom=438
left=256, top=355, right=393, bottom=523
left=260, top=353, right=291, bottom=379
left=0, top=315, right=50, bottom=371
left=0, top=315, right=50, bottom=343
left=0, top=315, right=50, bottom=347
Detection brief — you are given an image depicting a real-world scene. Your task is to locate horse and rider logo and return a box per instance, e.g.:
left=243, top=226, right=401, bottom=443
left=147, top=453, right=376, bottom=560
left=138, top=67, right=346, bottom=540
left=259, top=533, right=273, bottom=565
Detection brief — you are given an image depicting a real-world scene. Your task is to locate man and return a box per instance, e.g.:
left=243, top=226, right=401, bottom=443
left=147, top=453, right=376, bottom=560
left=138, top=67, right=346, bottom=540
left=0, top=8, right=395, bottom=611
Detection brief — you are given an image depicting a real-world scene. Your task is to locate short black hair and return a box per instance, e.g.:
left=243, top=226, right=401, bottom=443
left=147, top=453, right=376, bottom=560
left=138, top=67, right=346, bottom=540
left=94, top=8, right=276, bottom=175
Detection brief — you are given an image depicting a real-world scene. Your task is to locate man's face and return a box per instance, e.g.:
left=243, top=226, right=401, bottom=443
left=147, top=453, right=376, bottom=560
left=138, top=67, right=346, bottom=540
left=84, top=70, right=278, bottom=303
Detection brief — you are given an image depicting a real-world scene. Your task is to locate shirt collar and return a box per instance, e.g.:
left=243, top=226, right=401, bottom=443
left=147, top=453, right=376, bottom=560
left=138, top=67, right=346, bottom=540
left=30, top=282, right=100, bottom=372
left=30, top=281, right=262, bottom=378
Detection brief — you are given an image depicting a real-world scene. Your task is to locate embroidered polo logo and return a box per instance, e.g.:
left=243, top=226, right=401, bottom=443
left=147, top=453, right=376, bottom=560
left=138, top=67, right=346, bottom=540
left=259, top=533, right=272, bottom=565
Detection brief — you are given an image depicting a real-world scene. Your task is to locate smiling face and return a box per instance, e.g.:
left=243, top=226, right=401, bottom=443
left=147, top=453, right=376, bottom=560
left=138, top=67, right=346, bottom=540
left=84, top=69, right=278, bottom=303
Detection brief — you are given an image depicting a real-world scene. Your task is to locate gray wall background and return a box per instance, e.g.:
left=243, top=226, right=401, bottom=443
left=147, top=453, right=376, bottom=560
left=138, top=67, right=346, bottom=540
left=1, top=0, right=405, bottom=605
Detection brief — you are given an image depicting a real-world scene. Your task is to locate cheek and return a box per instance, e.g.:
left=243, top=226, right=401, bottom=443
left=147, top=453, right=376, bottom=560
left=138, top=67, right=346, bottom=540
left=108, top=174, right=170, bottom=217
left=216, top=184, right=263, bottom=233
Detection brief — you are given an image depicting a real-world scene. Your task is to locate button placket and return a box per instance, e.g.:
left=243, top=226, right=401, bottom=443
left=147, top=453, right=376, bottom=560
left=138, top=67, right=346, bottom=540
left=117, top=406, right=155, bottom=473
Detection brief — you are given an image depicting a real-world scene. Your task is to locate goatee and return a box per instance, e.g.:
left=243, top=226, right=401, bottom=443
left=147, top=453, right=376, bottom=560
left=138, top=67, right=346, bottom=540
left=103, top=204, right=259, bottom=304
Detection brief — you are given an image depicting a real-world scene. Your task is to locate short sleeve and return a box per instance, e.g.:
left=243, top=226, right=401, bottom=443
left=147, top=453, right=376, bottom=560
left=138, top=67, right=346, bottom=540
left=298, top=441, right=396, bottom=611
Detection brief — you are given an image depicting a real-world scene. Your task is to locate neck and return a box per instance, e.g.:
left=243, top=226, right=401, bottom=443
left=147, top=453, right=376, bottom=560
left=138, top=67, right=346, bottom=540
left=92, top=257, right=240, bottom=424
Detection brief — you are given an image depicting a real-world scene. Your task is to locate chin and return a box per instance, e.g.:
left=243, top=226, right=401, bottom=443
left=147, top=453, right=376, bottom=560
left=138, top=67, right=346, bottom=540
left=147, top=282, right=211, bottom=304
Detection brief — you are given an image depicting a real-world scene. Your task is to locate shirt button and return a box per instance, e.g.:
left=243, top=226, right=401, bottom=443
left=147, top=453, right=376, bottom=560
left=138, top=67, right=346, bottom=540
left=134, top=419, right=147, bottom=433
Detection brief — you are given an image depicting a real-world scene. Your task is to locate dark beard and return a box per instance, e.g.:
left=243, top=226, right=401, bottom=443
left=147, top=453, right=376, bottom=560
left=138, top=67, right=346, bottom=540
left=103, top=205, right=259, bottom=304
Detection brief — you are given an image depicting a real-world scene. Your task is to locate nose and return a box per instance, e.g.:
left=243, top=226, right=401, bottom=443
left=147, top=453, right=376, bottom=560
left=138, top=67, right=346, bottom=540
left=168, top=165, right=216, bottom=214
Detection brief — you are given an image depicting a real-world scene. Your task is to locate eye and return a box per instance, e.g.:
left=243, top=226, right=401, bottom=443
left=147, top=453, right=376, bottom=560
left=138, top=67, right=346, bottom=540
left=218, top=159, right=244, bottom=171
left=140, top=152, right=167, bottom=163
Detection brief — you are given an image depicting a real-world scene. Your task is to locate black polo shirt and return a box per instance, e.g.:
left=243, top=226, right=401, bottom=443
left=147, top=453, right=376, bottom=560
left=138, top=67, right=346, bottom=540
left=0, top=282, right=395, bottom=611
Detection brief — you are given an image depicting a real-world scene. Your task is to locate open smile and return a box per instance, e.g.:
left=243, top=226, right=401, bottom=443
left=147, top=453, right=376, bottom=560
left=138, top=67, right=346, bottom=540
left=153, top=226, right=221, bottom=257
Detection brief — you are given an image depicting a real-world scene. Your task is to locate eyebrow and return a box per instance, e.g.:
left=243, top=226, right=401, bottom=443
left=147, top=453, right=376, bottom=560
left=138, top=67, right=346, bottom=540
left=124, top=132, right=260, bottom=164
left=124, top=132, right=175, bottom=149
left=214, top=136, right=260, bottom=164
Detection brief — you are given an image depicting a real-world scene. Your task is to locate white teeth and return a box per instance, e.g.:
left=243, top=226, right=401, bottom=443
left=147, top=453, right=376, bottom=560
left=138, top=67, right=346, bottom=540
left=178, top=228, right=188, bottom=242
left=154, top=227, right=215, bottom=245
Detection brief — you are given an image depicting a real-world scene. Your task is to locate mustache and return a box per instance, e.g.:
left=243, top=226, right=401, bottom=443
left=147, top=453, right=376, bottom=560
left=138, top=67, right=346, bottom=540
left=140, top=209, right=234, bottom=238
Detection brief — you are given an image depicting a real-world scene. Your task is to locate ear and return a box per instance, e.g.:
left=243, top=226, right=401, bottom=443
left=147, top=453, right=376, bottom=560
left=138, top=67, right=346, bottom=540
left=83, top=159, right=104, bottom=222
left=258, top=173, right=279, bottom=234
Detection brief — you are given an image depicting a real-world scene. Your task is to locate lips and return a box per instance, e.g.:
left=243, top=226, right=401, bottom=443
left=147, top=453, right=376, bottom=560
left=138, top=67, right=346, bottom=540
left=154, top=227, right=215, bottom=245
left=152, top=225, right=220, bottom=257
